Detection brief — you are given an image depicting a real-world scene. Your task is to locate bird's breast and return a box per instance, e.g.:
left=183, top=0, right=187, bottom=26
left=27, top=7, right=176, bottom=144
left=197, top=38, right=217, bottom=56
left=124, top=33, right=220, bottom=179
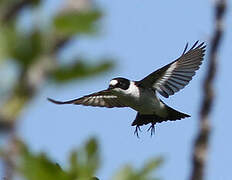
left=119, top=88, right=163, bottom=114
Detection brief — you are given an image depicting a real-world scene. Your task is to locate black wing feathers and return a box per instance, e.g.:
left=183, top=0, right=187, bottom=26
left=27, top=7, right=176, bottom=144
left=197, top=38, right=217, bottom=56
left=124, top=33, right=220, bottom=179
left=137, top=41, right=206, bottom=98
left=48, top=90, right=126, bottom=108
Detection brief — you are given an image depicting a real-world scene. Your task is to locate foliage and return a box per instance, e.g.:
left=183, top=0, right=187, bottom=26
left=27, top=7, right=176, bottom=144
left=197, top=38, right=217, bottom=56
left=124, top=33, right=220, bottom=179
left=0, top=0, right=113, bottom=123
left=17, top=138, right=161, bottom=180
left=53, top=60, right=114, bottom=83
left=4, top=30, right=42, bottom=68
left=0, top=0, right=163, bottom=180
left=113, top=158, right=163, bottom=180
left=54, top=10, right=102, bottom=36
left=18, top=138, right=100, bottom=180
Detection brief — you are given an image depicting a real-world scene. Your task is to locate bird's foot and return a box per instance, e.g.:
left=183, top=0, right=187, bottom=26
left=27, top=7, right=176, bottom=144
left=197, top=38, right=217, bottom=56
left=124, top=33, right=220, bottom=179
left=134, top=125, right=142, bottom=138
left=147, top=123, right=156, bottom=137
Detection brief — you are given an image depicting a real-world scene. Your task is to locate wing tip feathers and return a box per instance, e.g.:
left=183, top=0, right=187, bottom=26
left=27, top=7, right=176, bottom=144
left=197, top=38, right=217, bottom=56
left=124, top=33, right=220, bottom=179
left=184, top=41, right=206, bottom=55
left=47, top=97, right=75, bottom=104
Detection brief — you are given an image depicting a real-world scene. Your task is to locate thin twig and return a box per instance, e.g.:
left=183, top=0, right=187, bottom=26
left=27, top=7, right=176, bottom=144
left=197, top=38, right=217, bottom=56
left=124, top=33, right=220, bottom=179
left=190, top=1, right=226, bottom=180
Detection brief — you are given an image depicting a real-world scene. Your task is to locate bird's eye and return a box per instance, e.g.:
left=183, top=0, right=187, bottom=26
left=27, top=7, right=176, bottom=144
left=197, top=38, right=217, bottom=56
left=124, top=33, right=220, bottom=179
left=118, top=82, right=123, bottom=87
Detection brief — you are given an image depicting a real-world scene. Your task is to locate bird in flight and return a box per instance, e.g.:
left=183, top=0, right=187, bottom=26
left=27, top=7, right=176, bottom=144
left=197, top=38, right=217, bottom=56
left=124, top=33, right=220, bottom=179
left=48, top=41, right=206, bottom=137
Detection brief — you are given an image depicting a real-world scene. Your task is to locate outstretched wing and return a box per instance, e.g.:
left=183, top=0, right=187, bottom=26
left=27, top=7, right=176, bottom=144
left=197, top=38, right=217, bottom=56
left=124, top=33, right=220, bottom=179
left=137, top=41, right=206, bottom=98
left=48, top=90, right=126, bottom=108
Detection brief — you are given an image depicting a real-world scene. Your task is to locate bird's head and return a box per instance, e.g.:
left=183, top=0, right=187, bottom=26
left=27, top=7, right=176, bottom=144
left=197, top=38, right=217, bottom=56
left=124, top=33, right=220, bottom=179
left=108, top=77, right=130, bottom=91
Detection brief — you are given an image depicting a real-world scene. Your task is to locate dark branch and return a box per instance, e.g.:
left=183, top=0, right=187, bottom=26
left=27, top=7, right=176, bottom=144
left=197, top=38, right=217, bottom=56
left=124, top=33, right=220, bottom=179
left=190, top=1, right=226, bottom=180
left=1, top=0, right=31, bottom=23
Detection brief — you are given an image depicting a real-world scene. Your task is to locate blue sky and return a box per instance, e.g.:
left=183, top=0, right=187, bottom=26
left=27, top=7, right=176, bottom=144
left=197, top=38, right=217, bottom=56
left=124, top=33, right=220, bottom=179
left=14, top=0, right=232, bottom=179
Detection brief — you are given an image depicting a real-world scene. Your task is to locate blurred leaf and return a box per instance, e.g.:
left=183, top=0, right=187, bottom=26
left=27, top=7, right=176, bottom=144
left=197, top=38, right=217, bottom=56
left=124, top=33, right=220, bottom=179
left=86, top=138, right=98, bottom=160
left=91, top=177, right=100, bottom=180
left=67, top=138, right=100, bottom=179
left=112, top=157, right=163, bottom=180
left=30, top=0, right=41, bottom=6
left=140, top=157, right=163, bottom=177
left=0, top=29, right=8, bottom=60
left=19, top=143, right=69, bottom=180
left=112, top=165, right=135, bottom=180
left=68, top=151, right=80, bottom=179
left=69, top=150, right=78, bottom=171
left=54, top=10, right=102, bottom=36
left=18, top=138, right=100, bottom=180
left=84, top=138, right=99, bottom=175
left=52, top=60, right=114, bottom=83
left=5, top=30, right=42, bottom=68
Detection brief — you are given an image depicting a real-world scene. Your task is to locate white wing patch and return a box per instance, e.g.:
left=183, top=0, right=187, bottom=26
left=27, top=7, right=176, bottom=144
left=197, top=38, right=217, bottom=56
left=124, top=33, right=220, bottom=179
left=154, top=63, right=177, bottom=90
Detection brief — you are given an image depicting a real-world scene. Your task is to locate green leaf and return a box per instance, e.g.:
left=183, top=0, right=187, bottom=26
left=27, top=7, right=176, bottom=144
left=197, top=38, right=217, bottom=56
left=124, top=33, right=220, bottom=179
left=112, top=165, right=135, bottom=180
left=5, top=30, right=42, bottom=68
left=68, top=151, right=80, bottom=178
left=0, top=29, right=8, bottom=60
left=70, top=138, right=99, bottom=179
left=91, top=177, right=100, bottom=180
left=84, top=138, right=99, bottom=175
left=69, top=151, right=79, bottom=171
left=139, top=157, right=163, bottom=179
left=52, top=59, right=114, bottom=83
left=17, top=139, right=101, bottom=180
left=112, top=158, right=163, bottom=180
left=54, top=10, right=102, bottom=36
left=18, top=143, right=69, bottom=180
left=85, top=138, right=98, bottom=160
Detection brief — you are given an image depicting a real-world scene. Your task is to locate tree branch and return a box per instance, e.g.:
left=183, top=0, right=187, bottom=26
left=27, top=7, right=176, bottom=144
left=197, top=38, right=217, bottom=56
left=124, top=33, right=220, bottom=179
left=1, top=0, right=33, bottom=23
left=190, top=1, right=226, bottom=180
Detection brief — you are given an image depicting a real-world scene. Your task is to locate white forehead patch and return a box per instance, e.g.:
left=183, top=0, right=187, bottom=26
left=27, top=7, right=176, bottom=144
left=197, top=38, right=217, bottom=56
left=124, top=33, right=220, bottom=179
left=110, top=79, right=118, bottom=86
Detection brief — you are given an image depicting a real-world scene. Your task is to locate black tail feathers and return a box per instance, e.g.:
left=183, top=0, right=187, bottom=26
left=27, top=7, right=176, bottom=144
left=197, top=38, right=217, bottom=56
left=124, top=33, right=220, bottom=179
left=131, top=107, right=190, bottom=127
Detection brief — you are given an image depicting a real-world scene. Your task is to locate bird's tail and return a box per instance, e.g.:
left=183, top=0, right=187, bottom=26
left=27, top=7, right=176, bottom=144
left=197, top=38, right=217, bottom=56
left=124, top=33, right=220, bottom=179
left=159, top=99, right=190, bottom=121
left=132, top=102, right=190, bottom=127
left=164, top=104, right=190, bottom=121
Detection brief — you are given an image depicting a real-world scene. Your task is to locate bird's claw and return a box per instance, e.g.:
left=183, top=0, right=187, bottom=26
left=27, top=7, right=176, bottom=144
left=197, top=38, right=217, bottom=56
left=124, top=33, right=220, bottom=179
left=134, top=125, right=142, bottom=138
left=147, top=123, right=155, bottom=137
